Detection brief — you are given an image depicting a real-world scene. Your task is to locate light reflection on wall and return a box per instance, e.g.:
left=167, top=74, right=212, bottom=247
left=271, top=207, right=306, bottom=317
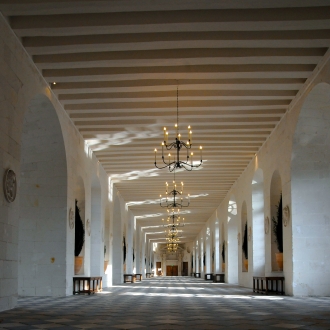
left=227, top=200, right=237, bottom=222
left=108, top=177, right=113, bottom=202
left=136, top=213, right=163, bottom=219
left=126, top=198, right=159, bottom=211
left=85, top=125, right=160, bottom=151
left=141, top=225, right=163, bottom=230
left=84, top=141, right=93, bottom=159
left=126, top=194, right=207, bottom=211
left=109, top=168, right=160, bottom=183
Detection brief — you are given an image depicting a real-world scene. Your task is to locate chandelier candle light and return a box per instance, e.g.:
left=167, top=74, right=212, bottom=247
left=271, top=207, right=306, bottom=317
left=154, top=87, right=203, bottom=172
left=160, top=178, right=190, bottom=209
left=165, top=215, right=181, bottom=252
left=162, top=209, right=185, bottom=228
left=166, top=227, right=180, bottom=242
left=167, top=242, right=178, bottom=252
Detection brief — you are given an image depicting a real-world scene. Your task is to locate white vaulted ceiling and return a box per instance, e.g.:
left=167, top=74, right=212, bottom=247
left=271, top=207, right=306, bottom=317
left=1, top=1, right=330, bottom=244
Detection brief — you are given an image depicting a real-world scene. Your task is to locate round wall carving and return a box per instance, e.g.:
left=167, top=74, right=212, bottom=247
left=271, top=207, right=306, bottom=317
left=3, top=169, right=17, bottom=203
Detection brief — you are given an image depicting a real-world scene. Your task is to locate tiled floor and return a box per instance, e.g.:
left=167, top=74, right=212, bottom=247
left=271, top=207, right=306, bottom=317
left=0, top=277, right=330, bottom=329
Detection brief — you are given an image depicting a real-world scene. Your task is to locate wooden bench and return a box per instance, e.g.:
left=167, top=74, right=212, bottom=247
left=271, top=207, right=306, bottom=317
left=124, top=274, right=136, bottom=283
left=213, top=273, right=225, bottom=283
left=194, top=272, right=201, bottom=278
left=205, top=273, right=213, bottom=280
left=253, top=276, right=285, bottom=295
left=73, top=276, right=102, bottom=295
left=135, top=273, right=142, bottom=281
left=146, top=272, right=152, bottom=278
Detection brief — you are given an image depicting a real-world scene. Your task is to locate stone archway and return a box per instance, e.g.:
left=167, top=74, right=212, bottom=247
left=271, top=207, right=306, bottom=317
left=75, top=176, right=86, bottom=275
left=18, top=94, right=67, bottom=296
left=241, top=201, right=248, bottom=273
left=91, top=174, right=103, bottom=276
left=291, top=82, right=330, bottom=296
left=227, top=195, right=238, bottom=284
left=252, top=169, right=265, bottom=276
left=270, top=171, right=282, bottom=272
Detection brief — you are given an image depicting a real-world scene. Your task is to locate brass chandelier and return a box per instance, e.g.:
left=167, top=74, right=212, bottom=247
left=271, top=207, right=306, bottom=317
left=167, top=242, right=178, bottom=252
left=162, top=209, right=185, bottom=228
left=166, top=227, right=180, bottom=252
left=160, top=173, right=190, bottom=209
left=154, top=87, right=202, bottom=172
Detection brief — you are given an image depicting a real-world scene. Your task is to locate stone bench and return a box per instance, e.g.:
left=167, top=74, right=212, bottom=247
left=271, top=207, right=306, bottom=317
left=123, top=274, right=136, bottom=283
left=253, top=276, right=285, bottom=295
left=73, top=276, right=102, bottom=295
left=135, top=273, right=142, bottom=281
left=205, top=273, right=213, bottom=280
left=213, top=274, right=225, bottom=283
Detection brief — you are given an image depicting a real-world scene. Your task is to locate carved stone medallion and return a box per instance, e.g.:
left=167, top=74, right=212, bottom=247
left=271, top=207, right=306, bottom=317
left=3, top=169, right=17, bottom=203
left=68, top=207, right=74, bottom=229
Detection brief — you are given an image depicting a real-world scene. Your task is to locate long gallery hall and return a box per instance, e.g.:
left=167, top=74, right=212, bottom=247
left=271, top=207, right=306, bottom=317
left=1, top=1, right=330, bottom=329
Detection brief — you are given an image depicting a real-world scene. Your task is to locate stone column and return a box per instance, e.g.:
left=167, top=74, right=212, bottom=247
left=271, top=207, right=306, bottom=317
left=215, top=219, right=220, bottom=273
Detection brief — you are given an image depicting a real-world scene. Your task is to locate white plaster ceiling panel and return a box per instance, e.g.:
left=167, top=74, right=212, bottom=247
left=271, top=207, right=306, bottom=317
left=1, top=1, right=330, bottom=244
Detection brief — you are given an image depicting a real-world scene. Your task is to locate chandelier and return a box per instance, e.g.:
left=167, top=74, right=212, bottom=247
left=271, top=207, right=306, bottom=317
left=160, top=175, right=190, bottom=209
left=154, top=86, right=202, bottom=172
left=162, top=209, right=185, bottom=228
left=166, top=226, right=180, bottom=239
left=167, top=242, right=178, bottom=252
left=165, top=218, right=181, bottom=252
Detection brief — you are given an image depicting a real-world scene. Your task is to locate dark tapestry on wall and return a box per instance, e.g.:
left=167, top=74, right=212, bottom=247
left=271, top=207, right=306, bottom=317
left=242, top=222, right=248, bottom=259
left=123, top=236, right=126, bottom=263
left=74, top=200, right=85, bottom=257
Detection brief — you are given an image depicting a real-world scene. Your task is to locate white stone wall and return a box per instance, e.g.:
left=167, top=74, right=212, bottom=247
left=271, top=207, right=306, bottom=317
left=18, top=94, right=67, bottom=297
left=192, top=56, right=330, bottom=295
left=291, top=82, right=330, bottom=295
left=0, top=13, right=109, bottom=311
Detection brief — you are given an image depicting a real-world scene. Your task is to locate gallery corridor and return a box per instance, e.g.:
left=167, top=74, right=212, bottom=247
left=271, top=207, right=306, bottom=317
left=0, top=277, right=329, bottom=330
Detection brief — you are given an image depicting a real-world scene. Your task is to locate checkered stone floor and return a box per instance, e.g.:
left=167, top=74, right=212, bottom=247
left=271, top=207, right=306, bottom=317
left=1, top=277, right=330, bottom=329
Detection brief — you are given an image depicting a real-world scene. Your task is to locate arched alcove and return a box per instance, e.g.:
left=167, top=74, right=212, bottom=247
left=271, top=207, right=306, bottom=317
left=91, top=174, right=103, bottom=276
left=227, top=195, right=238, bottom=283
left=270, top=170, right=282, bottom=272
left=291, top=82, right=330, bottom=296
left=252, top=168, right=265, bottom=276
left=75, top=176, right=86, bottom=275
left=201, top=238, right=204, bottom=274
left=19, top=94, right=67, bottom=296
left=241, top=201, right=248, bottom=272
